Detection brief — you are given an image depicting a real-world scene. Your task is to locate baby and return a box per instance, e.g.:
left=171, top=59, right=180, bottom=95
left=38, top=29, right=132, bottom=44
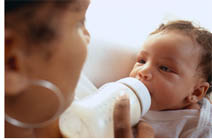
left=128, top=20, right=212, bottom=137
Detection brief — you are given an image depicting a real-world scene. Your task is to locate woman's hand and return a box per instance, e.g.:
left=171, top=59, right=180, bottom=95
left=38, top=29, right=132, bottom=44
left=113, top=94, right=154, bottom=138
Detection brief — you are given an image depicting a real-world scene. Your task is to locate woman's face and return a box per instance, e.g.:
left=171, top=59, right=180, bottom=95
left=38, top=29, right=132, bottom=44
left=26, top=0, right=90, bottom=107
left=5, top=0, right=90, bottom=128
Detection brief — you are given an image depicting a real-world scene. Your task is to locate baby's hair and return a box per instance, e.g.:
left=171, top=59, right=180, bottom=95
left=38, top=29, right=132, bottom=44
left=150, top=20, right=212, bottom=94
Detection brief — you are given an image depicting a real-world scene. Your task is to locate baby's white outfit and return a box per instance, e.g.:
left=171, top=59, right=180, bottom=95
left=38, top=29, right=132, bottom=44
left=142, top=98, right=212, bottom=138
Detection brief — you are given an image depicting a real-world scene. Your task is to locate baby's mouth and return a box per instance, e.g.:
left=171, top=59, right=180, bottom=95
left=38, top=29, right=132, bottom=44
left=149, top=92, right=152, bottom=97
left=147, top=89, right=152, bottom=97
left=134, top=75, right=152, bottom=96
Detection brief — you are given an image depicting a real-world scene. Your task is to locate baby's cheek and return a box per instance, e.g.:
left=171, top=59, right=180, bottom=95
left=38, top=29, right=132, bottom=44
left=153, top=89, right=174, bottom=104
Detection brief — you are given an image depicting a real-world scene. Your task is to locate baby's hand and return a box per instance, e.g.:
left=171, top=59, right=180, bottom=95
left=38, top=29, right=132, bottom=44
left=113, top=94, right=154, bottom=138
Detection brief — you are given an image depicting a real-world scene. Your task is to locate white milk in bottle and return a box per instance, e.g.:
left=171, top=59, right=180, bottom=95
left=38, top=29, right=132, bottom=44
left=59, top=77, right=151, bottom=138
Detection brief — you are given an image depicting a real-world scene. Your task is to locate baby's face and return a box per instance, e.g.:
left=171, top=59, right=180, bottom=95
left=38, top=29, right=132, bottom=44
left=129, top=31, right=202, bottom=111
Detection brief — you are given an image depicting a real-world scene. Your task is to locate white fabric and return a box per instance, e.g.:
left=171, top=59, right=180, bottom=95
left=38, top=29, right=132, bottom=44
left=74, top=73, right=98, bottom=100
left=142, top=98, right=212, bottom=138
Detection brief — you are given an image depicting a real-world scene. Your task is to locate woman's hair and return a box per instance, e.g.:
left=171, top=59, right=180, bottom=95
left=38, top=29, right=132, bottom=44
left=5, top=0, right=75, bottom=45
left=150, top=20, right=212, bottom=94
left=5, top=0, right=75, bottom=12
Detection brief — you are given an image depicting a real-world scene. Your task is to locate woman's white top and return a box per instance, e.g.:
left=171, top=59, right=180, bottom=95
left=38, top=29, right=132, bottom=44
left=142, top=98, right=212, bottom=138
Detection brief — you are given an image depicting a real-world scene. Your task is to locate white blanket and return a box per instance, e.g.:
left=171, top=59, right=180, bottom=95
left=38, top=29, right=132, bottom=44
left=142, top=98, right=212, bottom=138
left=74, top=74, right=98, bottom=100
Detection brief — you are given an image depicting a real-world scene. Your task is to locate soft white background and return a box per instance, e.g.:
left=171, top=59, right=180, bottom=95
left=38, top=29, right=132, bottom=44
left=86, top=0, right=212, bottom=47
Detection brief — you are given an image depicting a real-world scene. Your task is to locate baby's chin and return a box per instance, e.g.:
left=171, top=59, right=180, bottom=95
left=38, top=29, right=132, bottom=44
left=149, top=106, right=168, bottom=111
left=150, top=103, right=188, bottom=111
left=149, top=102, right=161, bottom=111
left=149, top=101, right=167, bottom=111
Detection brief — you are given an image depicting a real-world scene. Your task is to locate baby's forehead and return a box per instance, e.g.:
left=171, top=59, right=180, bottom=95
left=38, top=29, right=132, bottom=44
left=139, top=32, right=202, bottom=64
left=145, top=31, right=200, bottom=50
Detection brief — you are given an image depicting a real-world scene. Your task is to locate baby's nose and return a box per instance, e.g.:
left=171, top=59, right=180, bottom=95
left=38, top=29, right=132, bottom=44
left=137, top=69, right=152, bottom=81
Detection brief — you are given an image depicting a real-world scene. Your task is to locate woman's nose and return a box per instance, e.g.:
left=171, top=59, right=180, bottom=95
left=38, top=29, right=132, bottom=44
left=137, top=67, right=152, bottom=81
left=83, top=27, right=90, bottom=44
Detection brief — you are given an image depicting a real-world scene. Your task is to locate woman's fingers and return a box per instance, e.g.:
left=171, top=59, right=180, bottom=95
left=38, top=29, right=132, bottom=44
left=113, top=94, right=133, bottom=138
left=113, top=94, right=154, bottom=138
left=135, top=120, right=154, bottom=138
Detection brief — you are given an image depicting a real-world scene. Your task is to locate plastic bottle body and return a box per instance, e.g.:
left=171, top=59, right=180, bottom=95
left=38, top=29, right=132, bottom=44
left=59, top=78, right=150, bottom=138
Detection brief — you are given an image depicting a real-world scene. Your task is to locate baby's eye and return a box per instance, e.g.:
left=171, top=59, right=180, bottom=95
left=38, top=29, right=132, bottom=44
left=139, top=59, right=146, bottom=64
left=159, top=65, right=173, bottom=72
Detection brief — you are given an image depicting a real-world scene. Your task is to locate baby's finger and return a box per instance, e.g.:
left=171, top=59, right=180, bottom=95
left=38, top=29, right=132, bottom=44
left=113, top=94, right=133, bottom=138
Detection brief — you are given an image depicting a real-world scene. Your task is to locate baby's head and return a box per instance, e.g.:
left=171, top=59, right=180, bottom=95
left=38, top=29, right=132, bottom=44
left=130, top=20, right=212, bottom=111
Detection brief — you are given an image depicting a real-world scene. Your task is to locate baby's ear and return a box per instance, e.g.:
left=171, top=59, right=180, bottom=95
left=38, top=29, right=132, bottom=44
left=187, top=81, right=210, bottom=104
left=5, top=28, right=29, bottom=96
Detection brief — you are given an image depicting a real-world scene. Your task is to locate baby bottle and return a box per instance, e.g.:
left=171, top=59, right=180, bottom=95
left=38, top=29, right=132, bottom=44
left=59, top=77, right=151, bottom=138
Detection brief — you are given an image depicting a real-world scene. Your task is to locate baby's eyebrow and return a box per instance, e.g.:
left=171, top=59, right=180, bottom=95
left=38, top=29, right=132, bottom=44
left=137, top=50, right=148, bottom=57
left=160, top=56, right=180, bottom=65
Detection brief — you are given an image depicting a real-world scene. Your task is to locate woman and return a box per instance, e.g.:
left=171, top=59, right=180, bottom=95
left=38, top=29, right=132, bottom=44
left=5, top=0, right=90, bottom=137
left=5, top=0, right=153, bottom=137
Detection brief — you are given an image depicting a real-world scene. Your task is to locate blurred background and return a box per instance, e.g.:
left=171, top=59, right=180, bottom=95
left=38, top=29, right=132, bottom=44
left=86, top=0, right=212, bottom=47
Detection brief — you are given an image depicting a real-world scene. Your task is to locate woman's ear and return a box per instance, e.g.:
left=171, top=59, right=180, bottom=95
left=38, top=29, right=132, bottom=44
left=187, top=81, right=210, bottom=104
left=5, top=28, right=29, bottom=96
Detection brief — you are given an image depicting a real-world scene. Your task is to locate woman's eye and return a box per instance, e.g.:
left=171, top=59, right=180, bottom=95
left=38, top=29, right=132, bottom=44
left=160, top=66, right=172, bottom=72
left=139, top=59, right=146, bottom=64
